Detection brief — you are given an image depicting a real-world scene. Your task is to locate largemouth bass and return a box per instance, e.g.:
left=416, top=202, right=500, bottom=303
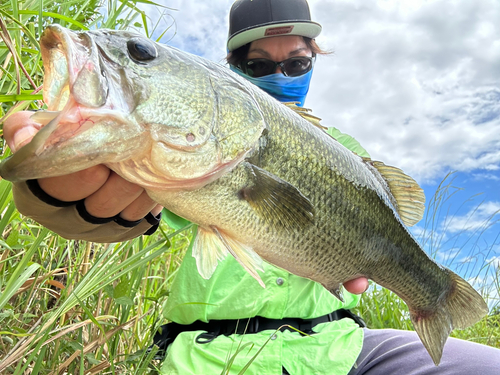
left=0, top=25, right=488, bottom=365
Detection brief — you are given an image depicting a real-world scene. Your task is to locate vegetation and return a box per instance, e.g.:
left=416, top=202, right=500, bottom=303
left=0, top=1, right=187, bottom=373
left=0, top=1, right=498, bottom=374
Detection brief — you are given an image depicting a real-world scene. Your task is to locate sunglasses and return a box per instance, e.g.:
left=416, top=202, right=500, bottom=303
left=240, top=56, right=314, bottom=78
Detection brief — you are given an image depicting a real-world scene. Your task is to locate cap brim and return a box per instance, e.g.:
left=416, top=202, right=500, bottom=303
left=227, top=21, right=322, bottom=51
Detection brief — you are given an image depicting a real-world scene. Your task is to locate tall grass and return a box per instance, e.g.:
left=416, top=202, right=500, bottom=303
left=0, top=1, right=499, bottom=374
left=0, top=1, right=189, bottom=374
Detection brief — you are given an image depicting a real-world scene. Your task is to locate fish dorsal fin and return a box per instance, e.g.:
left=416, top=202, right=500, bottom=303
left=369, top=160, right=426, bottom=226
left=240, top=163, right=315, bottom=232
left=192, top=226, right=265, bottom=287
left=282, top=102, right=326, bottom=130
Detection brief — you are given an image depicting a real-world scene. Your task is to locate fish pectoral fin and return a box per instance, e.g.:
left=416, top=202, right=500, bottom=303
left=192, top=226, right=229, bottom=279
left=211, top=226, right=265, bottom=288
left=323, top=282, right=344, bottom=302
left=370, top=160, right=426, bottom=226
left=192, top=225, right=265, bottom=287
left=240, top=163, right=315, bottom=232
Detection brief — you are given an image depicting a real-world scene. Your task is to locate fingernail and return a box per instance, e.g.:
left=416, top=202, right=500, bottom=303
left=12, top=127, right=37, bottom=152
left=151, top=204, right=164, bottom=216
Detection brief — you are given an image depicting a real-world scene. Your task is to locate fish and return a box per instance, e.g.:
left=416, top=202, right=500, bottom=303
left=0, top=25, right=488, bottom=365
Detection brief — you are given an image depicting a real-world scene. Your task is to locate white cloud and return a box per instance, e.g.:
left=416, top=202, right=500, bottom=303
left=472, top=172, right=500, bottom=181
left=137, top=0, right=500, bottom=184
left=138, top=0, right=233, bottom=62
left=435, top=247, right=461, bottom=265
left=488, top=256, right=500, bottom=268
left=442, top=201, right=500, bottom=233
left=307, top=0, right=500, bottom=182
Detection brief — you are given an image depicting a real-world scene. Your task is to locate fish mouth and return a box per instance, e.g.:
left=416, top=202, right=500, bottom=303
left=0, top=26, right=131, bottom=182
left=14, top=25, right=116, bottom=157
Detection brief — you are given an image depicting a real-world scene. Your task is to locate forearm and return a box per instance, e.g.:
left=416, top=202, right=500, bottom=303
left=13, top=180, right=160, bottom=243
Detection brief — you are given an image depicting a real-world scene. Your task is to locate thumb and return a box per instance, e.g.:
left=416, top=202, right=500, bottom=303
left=343, top=278, right=369, bottom=295
left=3, top=111, right=42, bottom=153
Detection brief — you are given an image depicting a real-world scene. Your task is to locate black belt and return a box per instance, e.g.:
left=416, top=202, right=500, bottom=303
left=150, top=309, right=365, bottom=360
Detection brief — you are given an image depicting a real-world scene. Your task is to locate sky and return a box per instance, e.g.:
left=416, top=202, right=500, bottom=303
left=136, top=0, right=500, bottom=303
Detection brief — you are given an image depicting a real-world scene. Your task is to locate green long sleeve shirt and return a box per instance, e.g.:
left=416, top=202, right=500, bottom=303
left=160, top=127, right=369, bottom=375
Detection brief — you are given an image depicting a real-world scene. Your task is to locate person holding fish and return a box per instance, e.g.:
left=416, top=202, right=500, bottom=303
left=3, top=0, right=500, bottom=374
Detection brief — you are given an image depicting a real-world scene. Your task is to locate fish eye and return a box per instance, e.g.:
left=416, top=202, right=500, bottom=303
left=127, top=38, right=157, bottom=63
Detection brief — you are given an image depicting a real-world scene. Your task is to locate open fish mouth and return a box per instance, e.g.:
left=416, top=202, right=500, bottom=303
left=26, top=24, right=121, bottom=142
left=16, top=24, right=115, bottom=146
left=27, top=24, right=142, bottom=153
left=0, top=26, right=137, bottom=182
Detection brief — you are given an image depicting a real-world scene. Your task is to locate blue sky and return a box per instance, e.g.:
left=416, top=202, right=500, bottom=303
left=137, top=0, right=500, bottom=304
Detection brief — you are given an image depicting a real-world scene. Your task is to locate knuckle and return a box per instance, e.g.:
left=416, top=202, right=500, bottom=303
left=78, top=165, right=111, bottom=186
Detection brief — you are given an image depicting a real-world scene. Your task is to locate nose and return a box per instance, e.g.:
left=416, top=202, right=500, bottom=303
left=275, top=62, right=284, bottom=75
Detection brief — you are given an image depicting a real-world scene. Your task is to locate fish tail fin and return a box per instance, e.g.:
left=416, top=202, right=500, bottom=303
left=410, top=270, right=488, bottom=366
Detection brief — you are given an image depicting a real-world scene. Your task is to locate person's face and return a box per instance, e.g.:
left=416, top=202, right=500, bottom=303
left=247, top=35, right=312, bottom=75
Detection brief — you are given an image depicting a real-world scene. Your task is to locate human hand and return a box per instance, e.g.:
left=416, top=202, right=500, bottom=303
left=3, top=111, right=163, bottom=221
left=343, top=278, right=369, bottom=295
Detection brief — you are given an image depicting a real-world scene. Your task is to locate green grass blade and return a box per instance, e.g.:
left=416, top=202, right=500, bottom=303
left=29, top=344, right=47, bottom=375
left=0, top=263, right=41, bottom=310
left=52, top=240, right=171, bottom=320
left=0, top=94, right=44, bottom=102
left=17, top=10, right=89, bottom=30
left=0, top=227, right=49, bottom=312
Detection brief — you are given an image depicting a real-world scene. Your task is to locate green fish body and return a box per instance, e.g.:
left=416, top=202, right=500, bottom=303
left=0, top=25, right=488, bottom=365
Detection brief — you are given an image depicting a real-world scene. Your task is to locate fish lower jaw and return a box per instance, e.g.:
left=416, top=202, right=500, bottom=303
left=31, top=102, right=133, bottom=154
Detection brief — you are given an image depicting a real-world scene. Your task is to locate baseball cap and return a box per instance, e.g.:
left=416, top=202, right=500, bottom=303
left=227, top=0, right=322, bottom=52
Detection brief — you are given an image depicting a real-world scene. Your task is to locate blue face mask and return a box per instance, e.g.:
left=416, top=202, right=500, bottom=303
left=230, top=65, right=312, bottom=107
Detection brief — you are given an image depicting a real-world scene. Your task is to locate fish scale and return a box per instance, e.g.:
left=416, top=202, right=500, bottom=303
left=0, top=25, right=488, bottom=365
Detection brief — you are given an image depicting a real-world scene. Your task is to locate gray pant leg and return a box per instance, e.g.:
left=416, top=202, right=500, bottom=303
left=349, top=328, right=500, bottom=375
